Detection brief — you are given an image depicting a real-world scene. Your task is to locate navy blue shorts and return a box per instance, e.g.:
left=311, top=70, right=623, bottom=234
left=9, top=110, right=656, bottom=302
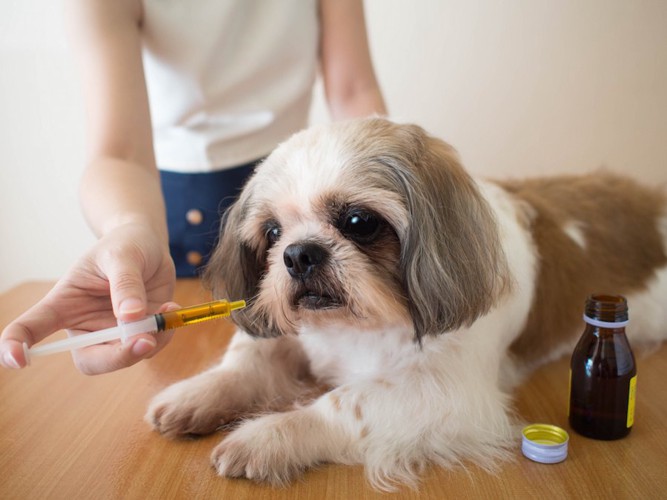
left=159, top=160, right=260, bottom=277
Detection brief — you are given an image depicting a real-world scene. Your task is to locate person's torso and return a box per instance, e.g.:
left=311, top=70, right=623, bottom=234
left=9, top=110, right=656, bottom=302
left=141, top=0, right=320, bottom=172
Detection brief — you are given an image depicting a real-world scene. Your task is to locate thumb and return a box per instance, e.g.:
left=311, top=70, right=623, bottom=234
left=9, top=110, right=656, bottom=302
left=104, top=260, right=148, bottom=322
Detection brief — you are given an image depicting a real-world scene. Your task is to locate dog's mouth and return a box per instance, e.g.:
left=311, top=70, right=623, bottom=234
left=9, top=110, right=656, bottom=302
left=292, top=288, right=342, bottom=310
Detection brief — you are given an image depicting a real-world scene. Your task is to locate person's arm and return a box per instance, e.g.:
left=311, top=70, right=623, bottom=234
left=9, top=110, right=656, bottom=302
left=72, top=0, right=166, bottom=247
left=0, top=0, right=176, bottom=374
left=319, top=0, right=387, bottom=119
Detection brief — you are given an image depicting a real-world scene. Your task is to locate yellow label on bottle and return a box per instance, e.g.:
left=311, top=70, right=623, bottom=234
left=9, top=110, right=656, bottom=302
left=625, top=375, right=637, bottom=428
left=627, top=375, right=637, bottom=428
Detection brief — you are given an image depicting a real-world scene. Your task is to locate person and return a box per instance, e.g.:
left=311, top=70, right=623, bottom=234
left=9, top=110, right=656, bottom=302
left=0, top=0, right=386, bottom=374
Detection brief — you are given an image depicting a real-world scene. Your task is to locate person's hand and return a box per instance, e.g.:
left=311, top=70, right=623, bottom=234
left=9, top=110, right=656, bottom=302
left=0, top=222, right=177, bottom=374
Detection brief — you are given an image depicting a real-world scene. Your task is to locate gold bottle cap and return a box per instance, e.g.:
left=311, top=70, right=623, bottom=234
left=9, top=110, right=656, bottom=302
left=521, top=424, right=569, bottom=464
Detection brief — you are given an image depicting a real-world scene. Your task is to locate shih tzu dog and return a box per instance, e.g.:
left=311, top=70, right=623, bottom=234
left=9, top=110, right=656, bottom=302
left=146, top=118, right=667, bottom=489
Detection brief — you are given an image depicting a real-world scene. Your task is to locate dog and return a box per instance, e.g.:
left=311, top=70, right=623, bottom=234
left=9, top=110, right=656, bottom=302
left=146, top=117, right=667, bottom=489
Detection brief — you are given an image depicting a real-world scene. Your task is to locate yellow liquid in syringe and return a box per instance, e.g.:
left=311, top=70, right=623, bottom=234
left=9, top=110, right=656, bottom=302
left=155, top=300, right=246, bottom=330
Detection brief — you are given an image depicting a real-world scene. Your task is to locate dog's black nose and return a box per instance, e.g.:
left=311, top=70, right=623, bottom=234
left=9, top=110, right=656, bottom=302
left=283, top=242, right=328, bottom=279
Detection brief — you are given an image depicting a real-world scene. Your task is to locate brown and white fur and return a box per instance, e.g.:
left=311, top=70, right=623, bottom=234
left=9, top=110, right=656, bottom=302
left=146, top=118, right=667, bottom=489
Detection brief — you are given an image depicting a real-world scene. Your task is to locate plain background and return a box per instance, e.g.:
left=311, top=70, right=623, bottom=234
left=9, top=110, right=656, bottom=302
left=1, top=0, right=666, bottom=293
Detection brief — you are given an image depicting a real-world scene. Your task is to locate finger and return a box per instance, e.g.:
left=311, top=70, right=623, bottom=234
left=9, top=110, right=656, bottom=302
left=71, top=334, right=158, bottom=375
left=0, top=340, right=25, bottom=369
left=101, top=258, right=148, bottom=323
left=145, top=301, right=180, bottom=355
left=70, top=302, right=180, bottom=375
left=157, top=301, right=181, bottom=314
left=0, top=302, right=63, bottom=369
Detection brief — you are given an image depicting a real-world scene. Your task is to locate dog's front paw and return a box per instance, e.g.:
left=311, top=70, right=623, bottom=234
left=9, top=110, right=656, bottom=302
left=211, top=412, right=320, bottom=486
left=145, top=371, right=247, bottom=438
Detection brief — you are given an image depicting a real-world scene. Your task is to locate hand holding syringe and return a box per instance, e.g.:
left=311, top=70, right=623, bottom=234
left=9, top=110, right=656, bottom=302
left=23, top=299, right=246, bottom=364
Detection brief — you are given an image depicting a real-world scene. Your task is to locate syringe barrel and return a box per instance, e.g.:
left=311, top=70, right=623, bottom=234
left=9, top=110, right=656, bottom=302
left=29, top=316, right=158, bottom=357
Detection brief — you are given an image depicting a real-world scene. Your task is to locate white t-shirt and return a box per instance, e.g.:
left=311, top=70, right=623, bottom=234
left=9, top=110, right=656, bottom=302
left=141, top=0, right=319, bottom=172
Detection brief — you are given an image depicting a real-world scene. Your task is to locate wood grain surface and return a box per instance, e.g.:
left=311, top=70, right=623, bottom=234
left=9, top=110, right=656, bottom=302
left=1, top=280, right=665, bottom=499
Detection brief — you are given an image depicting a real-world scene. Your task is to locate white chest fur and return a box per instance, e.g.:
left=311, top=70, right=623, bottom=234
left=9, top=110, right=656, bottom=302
left=298, top=325, right=418, bottom=386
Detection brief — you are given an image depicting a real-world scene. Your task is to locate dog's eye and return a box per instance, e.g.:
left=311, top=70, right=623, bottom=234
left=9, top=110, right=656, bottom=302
left=265, top=224, right=281, bottom=247
left=340, top=210, right=381, bottom=242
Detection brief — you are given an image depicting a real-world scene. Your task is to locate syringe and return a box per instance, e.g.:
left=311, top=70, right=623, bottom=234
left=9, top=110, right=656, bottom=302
left=23, top=299, right=246, bottom=363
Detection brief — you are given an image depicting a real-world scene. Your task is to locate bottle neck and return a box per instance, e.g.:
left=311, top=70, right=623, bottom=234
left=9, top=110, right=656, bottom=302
left=585, top=294, right=629, bottom=325
left=583, top=314, right=629, bottom=329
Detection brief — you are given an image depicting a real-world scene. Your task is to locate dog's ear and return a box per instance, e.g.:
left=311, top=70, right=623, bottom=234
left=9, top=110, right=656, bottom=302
left=203, top=200, right=282, bottom=338
left=391, top=125, right=510, bottom=340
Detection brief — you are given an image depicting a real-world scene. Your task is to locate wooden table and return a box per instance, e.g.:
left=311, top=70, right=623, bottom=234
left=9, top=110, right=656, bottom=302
left=1, top=280, right=666, bottom=499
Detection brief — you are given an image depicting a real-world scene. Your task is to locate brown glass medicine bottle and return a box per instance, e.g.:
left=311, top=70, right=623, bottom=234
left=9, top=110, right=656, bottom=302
left=568, top=294, right=637, bottom=440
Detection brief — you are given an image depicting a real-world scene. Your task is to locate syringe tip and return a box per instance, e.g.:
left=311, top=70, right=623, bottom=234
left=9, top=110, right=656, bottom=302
left=229, top=300, right=246, bottom=312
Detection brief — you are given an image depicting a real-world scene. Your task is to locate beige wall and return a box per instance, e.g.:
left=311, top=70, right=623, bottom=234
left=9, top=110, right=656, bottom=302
left=362, top=0, right=667, bottom=181
left=1, top=0, right=666, bottom=292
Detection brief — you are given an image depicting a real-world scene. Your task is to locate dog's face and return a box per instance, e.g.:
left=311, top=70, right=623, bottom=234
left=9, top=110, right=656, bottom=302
left=205, top=118, right=508, bottom=340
